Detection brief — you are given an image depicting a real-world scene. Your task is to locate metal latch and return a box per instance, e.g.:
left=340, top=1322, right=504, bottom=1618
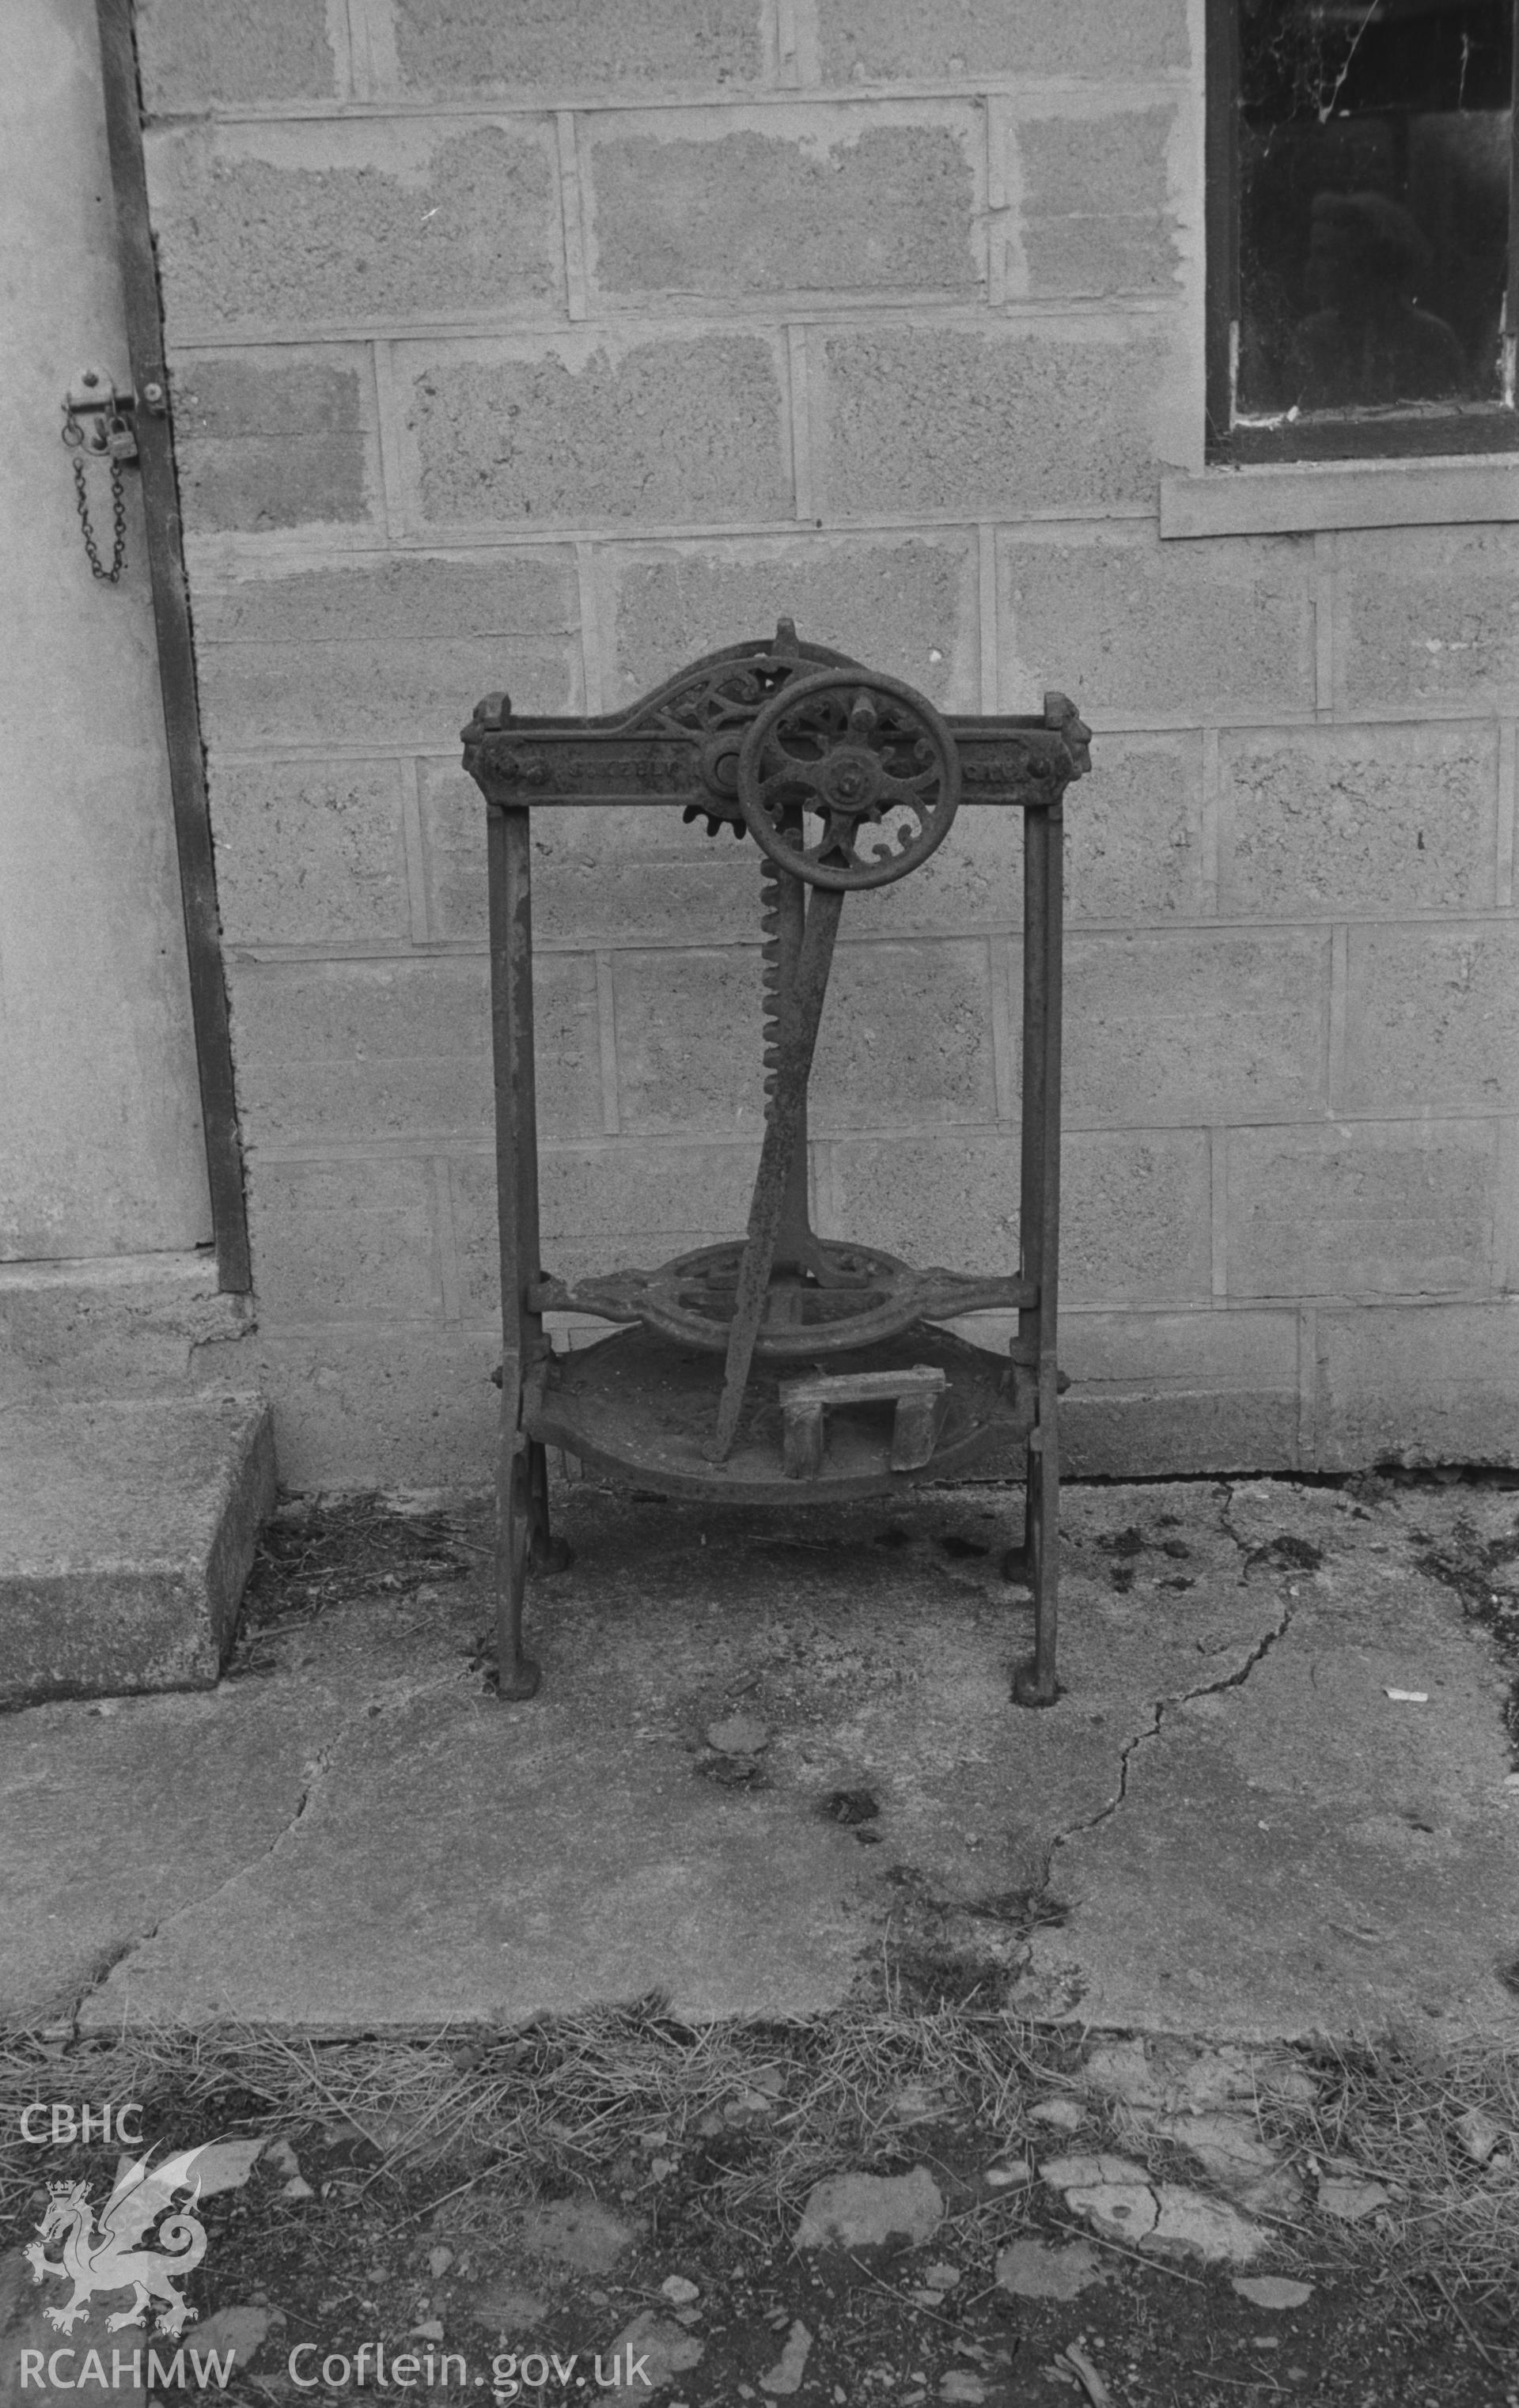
left=60, top=365, right=156, bottom=584
left=63, top=367, right=141, bottom=460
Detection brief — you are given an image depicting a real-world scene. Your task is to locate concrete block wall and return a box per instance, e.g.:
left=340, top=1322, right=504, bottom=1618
left=137, top=0, right=1519, bottom=1486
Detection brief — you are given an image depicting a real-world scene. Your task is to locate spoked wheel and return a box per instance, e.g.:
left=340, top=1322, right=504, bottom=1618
left=737, top=668, right=961, bottom=889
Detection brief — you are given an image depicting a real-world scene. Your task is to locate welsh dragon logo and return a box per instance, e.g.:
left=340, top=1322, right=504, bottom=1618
left=25, top=2149, right=210, bottom=2336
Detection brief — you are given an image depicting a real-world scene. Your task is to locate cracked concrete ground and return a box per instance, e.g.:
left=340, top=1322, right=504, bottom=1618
left=1, top=1476, right=1516, bottom=2042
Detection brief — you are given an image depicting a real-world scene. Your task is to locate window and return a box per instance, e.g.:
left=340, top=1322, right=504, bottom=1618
left=1206, top=0, right=1518, bottom=460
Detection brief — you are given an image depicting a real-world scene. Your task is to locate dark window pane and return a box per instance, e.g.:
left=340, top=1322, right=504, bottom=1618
left=1237, top=0, right=1513, bottom=418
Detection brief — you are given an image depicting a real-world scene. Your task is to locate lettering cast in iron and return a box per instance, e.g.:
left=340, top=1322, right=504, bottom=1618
left=461, top=621, right=1089, bottom=1706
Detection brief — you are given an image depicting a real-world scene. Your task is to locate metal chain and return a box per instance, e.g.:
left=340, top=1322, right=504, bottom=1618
left=70, top=449, right=127, bottom=585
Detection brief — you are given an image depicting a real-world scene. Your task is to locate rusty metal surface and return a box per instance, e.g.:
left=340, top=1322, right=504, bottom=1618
left=471, top=623, right=1081, bottom=1702
left=737, top=668, right=962, bottom=891
left=531, top=1250, right=1033, bottom=1356
left=532, top=1325, right=1034, bottom=1502
left=459, top=623, right=1089, bottom=821
left=707, top=877, right=843, bottom=1460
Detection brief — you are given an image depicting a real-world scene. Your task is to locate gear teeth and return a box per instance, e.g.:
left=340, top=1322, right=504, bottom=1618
left=681, top=803, right=741, bottom=841
left=758, top=857, right=787, bottom=1128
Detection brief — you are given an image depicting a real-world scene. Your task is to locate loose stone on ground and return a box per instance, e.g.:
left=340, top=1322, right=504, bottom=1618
left=1233, top=2276, right=1316, bottom=2311
left=759, top=2319, right=812, bottom=2395
left=994, top=2239, right=1109, bottom=2300
left=604, top=2311, right=703, bottom=2403
left=1039, top=2151, right=1271, bottom=2264
left=793, top=2168, right=944, bottom=2250
left=517, top=2199, right=637, bottom=2274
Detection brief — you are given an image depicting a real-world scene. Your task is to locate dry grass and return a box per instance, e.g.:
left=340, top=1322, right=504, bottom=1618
left=0, top=1998, right=1071, bottom=2240
left=2, top=2007, right=1514, bottom=2335
left=1284, top=2033, right=1519, bottom=2331
left=238, top=1493, right=475, bottom=1634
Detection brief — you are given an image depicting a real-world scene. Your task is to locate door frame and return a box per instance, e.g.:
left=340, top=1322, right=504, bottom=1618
left=94, top=0, right=251, bottom=1291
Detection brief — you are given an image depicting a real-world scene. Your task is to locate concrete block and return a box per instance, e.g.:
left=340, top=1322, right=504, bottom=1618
left=1013, top=106, right=1180, bottom=298
left=1342, top=922, right=1519, bottom=1115
left=1063, top=929, right=1328, bottom=1125
left=1220, top=723, right=1498, bottom=918
left=1066, top=732, right=1203, bottom=922
left=229, top=953, right=602, bottom=1145
left=612, top=949, right=767, bottom=1135
left=391, top=0, right=766, bottom=98
left=583, top=107, right=979, bottom=303
left=860, top=808, right=1025, bottom=938
left=230, top=959, right=487, bottom=1145
left=830, top=1123, right=1210, bottom=1304
left=195, top=552, right=578, bottom=750
left=1063, top=1304, right=1298, bottom=1391
left=236, top=1327, right=499, bottom=1490
left=812, top=938, right=996, bottom=1130
left=1227, top=1123, right=1498, bottom=1298
left=248, top=1155, right=443, bottom=1324
left=416, top=762, right=494, bottom=945
left=817, top=0, right=1190, bottom=79
left=213, top=759, right=408, bottom=946
left=1060, top=1308, right=1301, bottom=1476
left=816, top=322, right=1169, bottom=518
left=1339, top=525, right=1519, bottom=713
left=419, top=769, right=760, bottom=948
left=1063, top=1387, right=1299, bottom=1477
left=827, top=1128, right=1022, bottom=1273
left=170, top=349, right=377, bottom=536
left=135, top=0, right=339, bottom=112
left=1317, top=1302, right=1519, bottom=1469
left=460, top=1140, right=763, bottom=1301
left=528, top=952, right=609, bottom=1142
left=0, top=1397, right=275, bottom=1706
left=0, top=1252, right=248, bottom=1407
left=1063, top=1128, right=1213, bottom=1306
left=999, top=528, right=1316, bottom=721
left=606, top=534, right=979, bottom=710
left=146, top=119, right=562, bottom=336
left=401, top=331, right=792, bottom=528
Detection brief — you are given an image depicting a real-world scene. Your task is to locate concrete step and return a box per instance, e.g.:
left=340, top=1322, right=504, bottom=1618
left=1, top=1395, right=275, bottom=1706
left=0, top=1250, right=251, bottom=1405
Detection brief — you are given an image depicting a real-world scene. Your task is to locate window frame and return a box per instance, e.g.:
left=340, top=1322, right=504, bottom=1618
left=1204, top=0, right=1519, bottom=467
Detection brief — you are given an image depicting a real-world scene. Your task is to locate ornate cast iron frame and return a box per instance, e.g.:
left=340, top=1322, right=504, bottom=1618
left=462, top=624, right=1089, bottom=1707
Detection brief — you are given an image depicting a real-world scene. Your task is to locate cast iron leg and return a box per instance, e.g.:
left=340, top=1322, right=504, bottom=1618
left=494, top=1434, right=570, bottom=1699
left=1010, top=1418, right=1060, bottom=1707
left=496, top=1440, right=540, bottom=1701
left=527, top=1437, right=574, bottom=1574
left=1000, top=1437, right=1035, bottom=1588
